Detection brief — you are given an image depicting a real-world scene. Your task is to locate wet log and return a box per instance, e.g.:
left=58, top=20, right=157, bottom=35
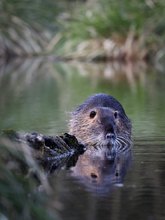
left=2, top=130, right=86, bottom=173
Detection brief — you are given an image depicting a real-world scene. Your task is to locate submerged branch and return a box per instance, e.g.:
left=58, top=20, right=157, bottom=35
left=2, top=130, right=86, bottom=173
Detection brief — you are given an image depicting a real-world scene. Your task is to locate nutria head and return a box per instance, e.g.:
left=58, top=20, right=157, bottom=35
left=69, top=93, right=131, bottom=152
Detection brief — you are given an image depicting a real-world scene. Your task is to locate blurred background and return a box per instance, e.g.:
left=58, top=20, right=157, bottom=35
left=0, top=0, right=165, bottom=220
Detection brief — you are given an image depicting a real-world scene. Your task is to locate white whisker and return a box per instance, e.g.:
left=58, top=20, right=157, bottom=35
left=111, top=135, right=132, bottom=154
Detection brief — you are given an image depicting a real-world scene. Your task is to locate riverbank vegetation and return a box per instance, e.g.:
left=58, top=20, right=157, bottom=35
left=0, top=137, right=58, bottom=220
left=0, top=0, right=70, bottom=58
left=56, top=0, right=165, bottom=61
left=1, top=0, right=165, bottom=62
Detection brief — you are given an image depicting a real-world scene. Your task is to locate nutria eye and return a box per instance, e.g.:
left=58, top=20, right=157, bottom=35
left=89, top=111, right=96, bottom=119
left=114, top=111, right=118, bottom=119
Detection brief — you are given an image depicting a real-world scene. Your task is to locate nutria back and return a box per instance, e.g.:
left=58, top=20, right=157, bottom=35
left=69, top=93, right=132, bottom=153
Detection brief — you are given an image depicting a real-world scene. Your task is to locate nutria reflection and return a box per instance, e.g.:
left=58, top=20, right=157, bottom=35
left=71, top=149, right=132, bottom=193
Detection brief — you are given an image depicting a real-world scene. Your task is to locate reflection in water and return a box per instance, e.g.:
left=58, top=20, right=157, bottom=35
left=71, top=147, right=132, bottom=194
left=0, top=58, right=159, bottom=134
left=0, top=58, right=69, bottom=134
left=0, top=58, right=164, bottom=138
left=54, top=137, right=165, bottom=220
left=69, top=60, right=147, bottom=91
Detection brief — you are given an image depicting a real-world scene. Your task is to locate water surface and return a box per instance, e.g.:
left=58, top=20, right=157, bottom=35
left=0, top=59, right=165, bottom=220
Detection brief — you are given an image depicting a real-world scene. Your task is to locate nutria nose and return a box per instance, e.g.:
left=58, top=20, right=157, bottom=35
left=106, top=133, right=115, bottom=140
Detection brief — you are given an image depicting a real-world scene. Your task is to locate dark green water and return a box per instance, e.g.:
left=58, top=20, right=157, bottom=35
left=0, top=59, right=165, bottom=220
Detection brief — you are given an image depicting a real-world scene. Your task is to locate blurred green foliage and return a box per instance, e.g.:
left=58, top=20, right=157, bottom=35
left=62, top=0, right=165, bottom=41
left=0, top=0, right=74, bottom=57
left=0, top=0, right=165, bottom=58
left=1, top=0, right=61, bottom=30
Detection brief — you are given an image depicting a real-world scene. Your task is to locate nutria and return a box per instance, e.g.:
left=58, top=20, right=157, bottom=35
left=69, top=93, right=132, bottom=154
left=69, top=94, right=132, bottom=190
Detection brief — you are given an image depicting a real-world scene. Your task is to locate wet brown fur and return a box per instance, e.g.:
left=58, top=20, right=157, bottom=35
left=69, top=93, right=131, bottom=149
